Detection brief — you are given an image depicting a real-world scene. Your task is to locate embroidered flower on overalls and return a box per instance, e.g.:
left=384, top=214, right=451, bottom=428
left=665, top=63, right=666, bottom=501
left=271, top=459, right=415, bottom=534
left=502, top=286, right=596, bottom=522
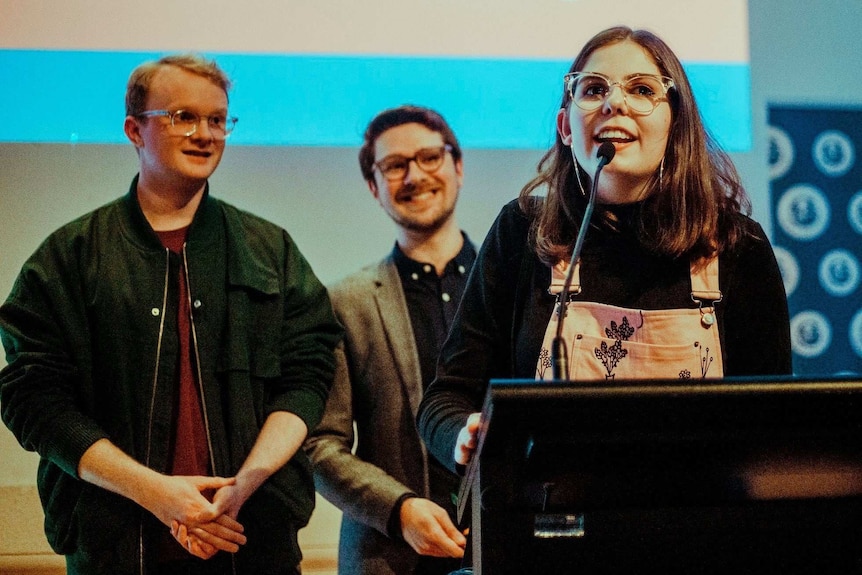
left=699, top=344, right=714, bottom=377
left=593, top=316, right=634, bottom=378
left=595, top=339, right=628, bottom=379
left=605, top=316, right=635, bottom=341
left=537, top=347, right=552, bottom=379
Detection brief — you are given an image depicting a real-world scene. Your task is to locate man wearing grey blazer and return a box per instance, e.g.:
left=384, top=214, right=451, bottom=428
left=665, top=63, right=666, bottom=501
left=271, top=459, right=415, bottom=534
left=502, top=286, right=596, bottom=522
left=305, top=106, right=476, bottom=575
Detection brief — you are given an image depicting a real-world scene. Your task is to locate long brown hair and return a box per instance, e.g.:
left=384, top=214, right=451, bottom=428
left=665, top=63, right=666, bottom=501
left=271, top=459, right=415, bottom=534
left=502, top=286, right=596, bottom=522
left=519, top=26, right=751, bottom=266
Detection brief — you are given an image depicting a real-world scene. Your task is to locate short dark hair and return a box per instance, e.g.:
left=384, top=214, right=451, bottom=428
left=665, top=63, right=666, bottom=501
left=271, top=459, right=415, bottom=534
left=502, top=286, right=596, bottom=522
left=358, top=105, right=462, bottom=185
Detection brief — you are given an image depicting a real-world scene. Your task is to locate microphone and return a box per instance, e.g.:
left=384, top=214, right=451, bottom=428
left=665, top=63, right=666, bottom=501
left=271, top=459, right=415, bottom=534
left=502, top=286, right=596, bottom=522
left=550, top=141, right=615, bottom=380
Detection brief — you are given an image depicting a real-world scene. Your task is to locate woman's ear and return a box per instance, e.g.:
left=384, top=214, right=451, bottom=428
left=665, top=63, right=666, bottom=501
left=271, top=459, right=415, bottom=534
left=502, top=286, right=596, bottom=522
left=556, top=107, right=573, bottom=146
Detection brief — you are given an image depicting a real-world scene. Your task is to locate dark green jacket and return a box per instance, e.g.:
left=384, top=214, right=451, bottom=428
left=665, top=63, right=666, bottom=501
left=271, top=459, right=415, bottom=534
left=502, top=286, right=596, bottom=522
left=0, top=178, right=343, bottom=574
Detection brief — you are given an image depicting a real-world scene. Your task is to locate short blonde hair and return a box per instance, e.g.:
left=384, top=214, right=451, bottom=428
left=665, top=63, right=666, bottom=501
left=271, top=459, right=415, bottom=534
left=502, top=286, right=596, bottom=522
left=125, top=53, right=231, bottom=117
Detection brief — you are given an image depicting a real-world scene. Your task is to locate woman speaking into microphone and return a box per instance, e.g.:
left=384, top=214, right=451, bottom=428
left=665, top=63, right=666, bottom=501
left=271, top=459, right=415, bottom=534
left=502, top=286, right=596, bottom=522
left=417, top=25, right=792, bottom=472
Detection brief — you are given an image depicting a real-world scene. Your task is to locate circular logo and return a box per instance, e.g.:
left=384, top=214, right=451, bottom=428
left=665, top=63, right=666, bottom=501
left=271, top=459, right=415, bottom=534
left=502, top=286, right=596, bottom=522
left=812, top=130, right=855, bottom=177
left=819, top=249, right=861, bottom=297
left=776, top=184, right=831, bottom=241
left=790, top=310, right=832, bottom=358
left=851, top=309, right=862, bottom=362
left=849, top=191, right=862, bottom=236
left=772, top=246, right=800, bottom=298
left=768, top=125, right=795, bottom=181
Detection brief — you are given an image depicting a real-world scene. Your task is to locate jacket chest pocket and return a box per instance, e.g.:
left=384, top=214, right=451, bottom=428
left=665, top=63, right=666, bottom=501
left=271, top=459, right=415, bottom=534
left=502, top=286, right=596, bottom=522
left=222, top=286, right=283, bottom=378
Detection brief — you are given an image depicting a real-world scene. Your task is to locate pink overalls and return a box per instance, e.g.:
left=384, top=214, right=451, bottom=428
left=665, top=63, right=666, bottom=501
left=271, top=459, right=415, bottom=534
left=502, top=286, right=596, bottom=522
left=537, top=258, right=724, bottom=381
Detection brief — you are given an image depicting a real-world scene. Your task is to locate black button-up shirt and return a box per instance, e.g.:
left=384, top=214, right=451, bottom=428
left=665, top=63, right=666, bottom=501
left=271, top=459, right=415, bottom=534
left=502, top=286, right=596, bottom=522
left=392, top=233, right=477, bottom=390
left=391, top=233, right=477, bottom=555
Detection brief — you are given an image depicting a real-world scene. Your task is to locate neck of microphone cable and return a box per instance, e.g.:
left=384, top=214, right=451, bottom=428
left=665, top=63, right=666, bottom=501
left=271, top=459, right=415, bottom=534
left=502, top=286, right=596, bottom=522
left=550, top=142, right=615, bottom=380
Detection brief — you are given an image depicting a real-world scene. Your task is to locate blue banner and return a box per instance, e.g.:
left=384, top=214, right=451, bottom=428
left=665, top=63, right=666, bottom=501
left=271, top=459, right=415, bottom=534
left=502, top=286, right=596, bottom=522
left=768, top=106, right=862, bottom=375
left=1, top=49, right=750, bottom=150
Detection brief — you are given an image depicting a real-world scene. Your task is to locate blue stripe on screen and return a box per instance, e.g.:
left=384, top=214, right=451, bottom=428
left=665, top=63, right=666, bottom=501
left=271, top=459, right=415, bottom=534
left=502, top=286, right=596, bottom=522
left=0, top=50, right=750, bottom=151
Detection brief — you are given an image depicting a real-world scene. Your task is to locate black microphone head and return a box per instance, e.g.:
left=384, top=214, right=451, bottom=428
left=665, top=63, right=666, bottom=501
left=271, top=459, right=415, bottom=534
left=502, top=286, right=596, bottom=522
left=597, top=141, right=616, bottom=165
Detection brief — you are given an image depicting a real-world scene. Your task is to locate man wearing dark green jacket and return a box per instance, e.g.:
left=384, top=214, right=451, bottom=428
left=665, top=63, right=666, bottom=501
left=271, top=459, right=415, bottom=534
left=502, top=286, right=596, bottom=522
left=0, top=54, right=342, bottom=575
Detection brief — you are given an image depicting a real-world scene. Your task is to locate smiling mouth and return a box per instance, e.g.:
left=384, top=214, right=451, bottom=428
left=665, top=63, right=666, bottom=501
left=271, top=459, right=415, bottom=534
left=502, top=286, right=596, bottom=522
left=596, top=129, right=635, bottom=144
left=398, top=187, right=437, bottom=202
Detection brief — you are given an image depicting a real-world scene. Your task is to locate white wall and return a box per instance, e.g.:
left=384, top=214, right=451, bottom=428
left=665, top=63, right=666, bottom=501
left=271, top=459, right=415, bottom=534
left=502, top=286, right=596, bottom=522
left=1, top=0, right=861, bottom=560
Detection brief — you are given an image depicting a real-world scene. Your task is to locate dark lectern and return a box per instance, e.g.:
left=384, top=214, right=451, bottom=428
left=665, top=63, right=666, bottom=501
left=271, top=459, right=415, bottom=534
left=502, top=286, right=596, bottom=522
left=459, top=377, right=862, bottom=574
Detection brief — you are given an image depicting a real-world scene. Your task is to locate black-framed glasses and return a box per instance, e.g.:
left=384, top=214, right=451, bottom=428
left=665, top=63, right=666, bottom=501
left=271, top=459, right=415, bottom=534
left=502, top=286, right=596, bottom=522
left=135, top=109, right=238, bottom=139
left=564, top=72, right=674, bottom=116
left=374, top=145, right=453, bottom=181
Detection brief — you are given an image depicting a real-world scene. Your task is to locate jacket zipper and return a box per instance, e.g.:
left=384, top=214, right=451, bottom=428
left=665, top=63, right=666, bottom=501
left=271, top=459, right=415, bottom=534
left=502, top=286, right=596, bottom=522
left=140, top=247, right=171, bottom=575
left=181, top=244, right=218, bottom=472
left=182, top=245, right=235, bottom=575
left=137, top=247, right=233, bottom=574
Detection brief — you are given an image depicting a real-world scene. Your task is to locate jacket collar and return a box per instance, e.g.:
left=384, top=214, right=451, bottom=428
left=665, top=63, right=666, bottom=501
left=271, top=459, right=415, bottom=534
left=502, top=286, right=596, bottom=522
left=120, top=175, right=279, bottom=295
left=121, top=175, right=222, bottom=251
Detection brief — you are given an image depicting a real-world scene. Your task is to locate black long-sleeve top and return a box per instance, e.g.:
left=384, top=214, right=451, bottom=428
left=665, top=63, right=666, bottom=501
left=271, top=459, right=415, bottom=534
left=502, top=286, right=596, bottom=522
left=417, top=198, right=793, bottom=473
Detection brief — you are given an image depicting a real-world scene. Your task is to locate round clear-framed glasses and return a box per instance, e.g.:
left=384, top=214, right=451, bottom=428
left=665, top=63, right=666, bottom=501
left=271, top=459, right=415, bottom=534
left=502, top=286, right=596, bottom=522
left=135, top=109, right=238, bottom=140
left=374, top=145, right=453, bottom=181
left=564, top=72, right=675, bottom=116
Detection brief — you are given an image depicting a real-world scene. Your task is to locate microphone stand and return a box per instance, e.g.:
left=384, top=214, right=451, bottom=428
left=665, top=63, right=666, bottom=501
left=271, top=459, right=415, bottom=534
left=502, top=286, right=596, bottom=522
left=456, top=143, right=614, bottom=565
left=550, top=142, right=615, bottom=380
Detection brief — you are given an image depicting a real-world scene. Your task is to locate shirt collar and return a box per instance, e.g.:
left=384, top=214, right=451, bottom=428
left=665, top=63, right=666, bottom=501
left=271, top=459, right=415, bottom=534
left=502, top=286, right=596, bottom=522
left=391, top=232, right=476, bottom=279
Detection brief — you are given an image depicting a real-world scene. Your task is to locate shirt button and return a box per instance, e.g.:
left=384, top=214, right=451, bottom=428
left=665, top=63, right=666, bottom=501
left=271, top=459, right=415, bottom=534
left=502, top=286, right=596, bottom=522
left=458, top=265, right=466, bottom=274
left=193, top=300, right=202, bottom=309
left=151, top=308, right=160, bottom=316
left=442, top=293, right=451, bottom=302
left=411, top=272, right=419, bottom=281
left=423, top=264, right=433, bottom=274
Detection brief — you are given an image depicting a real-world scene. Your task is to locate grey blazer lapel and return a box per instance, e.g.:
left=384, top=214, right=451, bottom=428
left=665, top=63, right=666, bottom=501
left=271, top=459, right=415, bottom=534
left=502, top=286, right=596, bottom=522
left=372, top=259, right=424, bottom=416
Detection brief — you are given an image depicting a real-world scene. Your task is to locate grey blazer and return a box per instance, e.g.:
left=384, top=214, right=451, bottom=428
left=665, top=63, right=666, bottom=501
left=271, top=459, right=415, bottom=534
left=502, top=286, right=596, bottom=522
left=306, top=257, right=433, bottom=574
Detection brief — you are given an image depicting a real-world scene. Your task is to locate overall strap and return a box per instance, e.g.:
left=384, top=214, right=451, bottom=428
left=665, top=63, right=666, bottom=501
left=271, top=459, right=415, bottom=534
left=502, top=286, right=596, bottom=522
left=548, top=260, right=581, bottom=297
left=690, top=257, right=722, bottom=327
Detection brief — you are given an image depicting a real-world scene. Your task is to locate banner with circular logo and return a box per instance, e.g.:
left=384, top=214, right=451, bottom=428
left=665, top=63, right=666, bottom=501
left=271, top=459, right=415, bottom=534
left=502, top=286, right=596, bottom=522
left=769, top=106, right=862, bottom=375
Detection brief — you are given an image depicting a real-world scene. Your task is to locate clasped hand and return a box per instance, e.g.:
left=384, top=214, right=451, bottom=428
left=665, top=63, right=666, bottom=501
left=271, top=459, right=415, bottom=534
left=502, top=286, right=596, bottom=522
left=161, top=475, right=248, bottom=559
